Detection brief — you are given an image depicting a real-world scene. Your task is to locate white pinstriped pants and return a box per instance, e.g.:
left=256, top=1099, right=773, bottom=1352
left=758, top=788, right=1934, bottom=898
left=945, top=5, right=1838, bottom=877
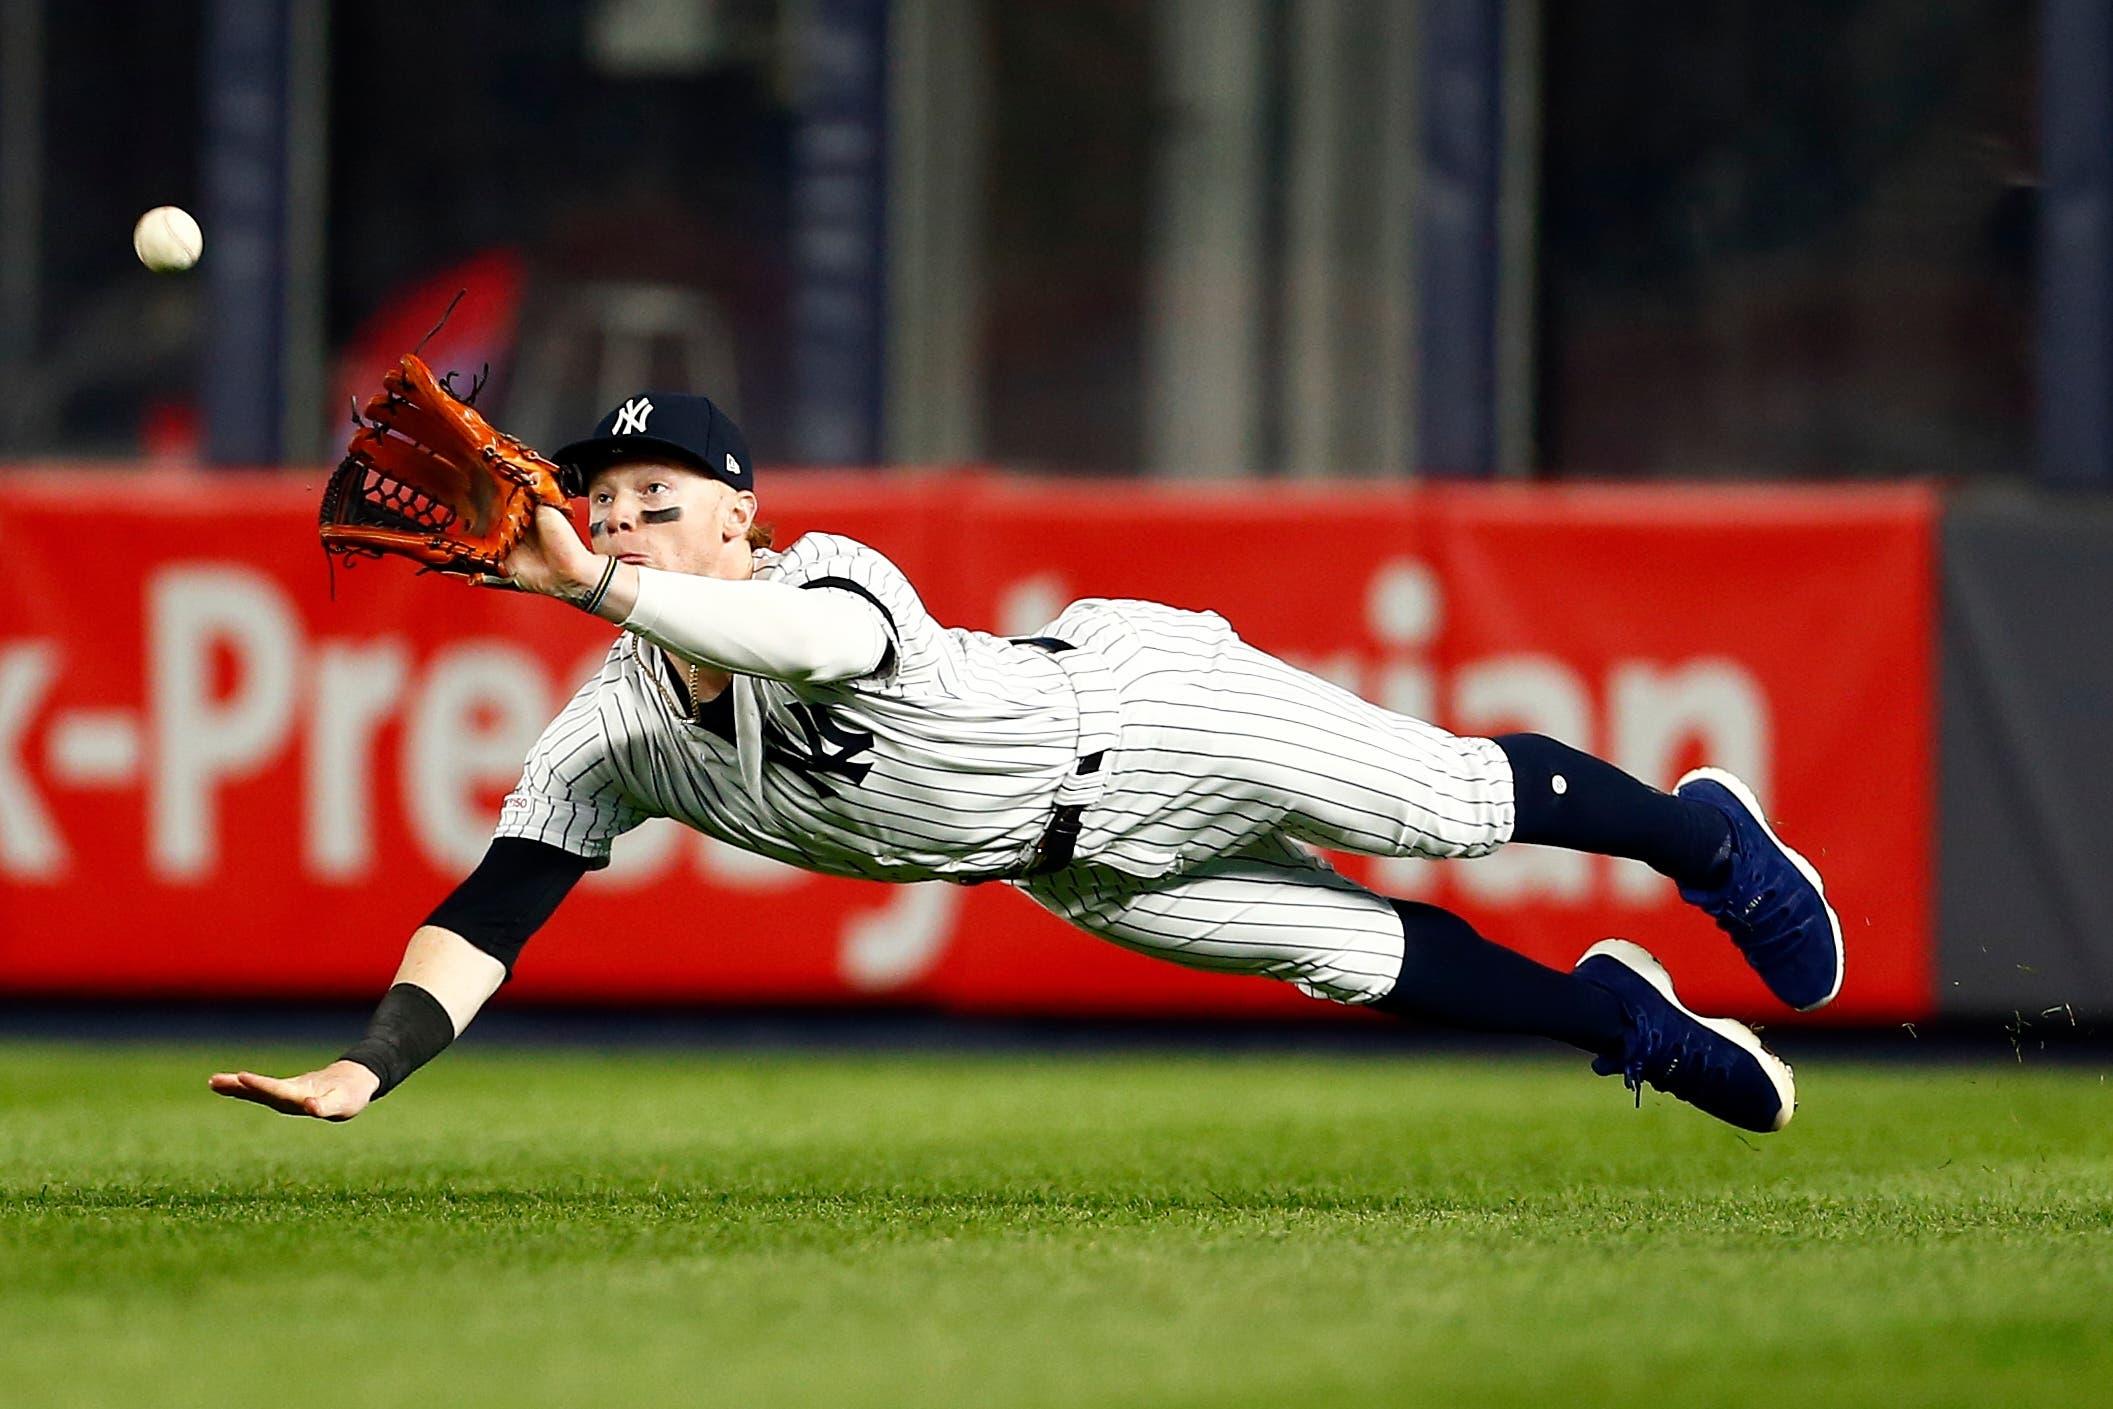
left=1015, top=599, right=1517, bottom=1005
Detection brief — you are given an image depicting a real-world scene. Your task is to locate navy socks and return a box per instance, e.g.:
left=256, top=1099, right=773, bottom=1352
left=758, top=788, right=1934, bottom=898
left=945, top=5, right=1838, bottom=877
left=1370, top=900, right=1626, bottom=1055
left=1368, top=735, right=1741, bottom=1052
left=1494, top=733, right=1732, bottom=890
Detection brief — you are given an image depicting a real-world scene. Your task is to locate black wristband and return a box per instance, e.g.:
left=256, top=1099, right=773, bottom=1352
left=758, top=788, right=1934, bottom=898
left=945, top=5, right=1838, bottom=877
left=339, top=983, right=456, bottom=1100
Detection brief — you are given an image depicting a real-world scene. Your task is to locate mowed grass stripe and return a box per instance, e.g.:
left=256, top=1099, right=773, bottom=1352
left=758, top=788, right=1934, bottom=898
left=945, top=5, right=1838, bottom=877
left=2, top=1043, right=2109, bottom=1409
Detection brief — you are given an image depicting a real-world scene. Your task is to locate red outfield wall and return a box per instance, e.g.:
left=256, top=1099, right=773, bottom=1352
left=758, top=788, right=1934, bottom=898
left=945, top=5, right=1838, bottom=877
left=0, top=471, right=1936, bottom=1020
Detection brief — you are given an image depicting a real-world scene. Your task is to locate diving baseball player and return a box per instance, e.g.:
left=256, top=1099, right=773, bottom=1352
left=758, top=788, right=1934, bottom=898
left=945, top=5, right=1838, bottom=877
left=213, top=394, right=1843, bottom=1135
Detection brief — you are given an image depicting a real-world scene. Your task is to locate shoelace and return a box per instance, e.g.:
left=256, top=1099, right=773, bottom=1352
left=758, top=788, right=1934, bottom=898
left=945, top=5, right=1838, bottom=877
left=1690, top=848, right=1810, bottom=962
left=1603, top=1012, right=1739, bottom=1110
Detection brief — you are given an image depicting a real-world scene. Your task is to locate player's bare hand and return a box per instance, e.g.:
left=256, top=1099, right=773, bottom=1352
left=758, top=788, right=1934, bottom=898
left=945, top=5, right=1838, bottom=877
left=208, top=1060, right=381, bottom=1121
left=480, top=504, right=598, bottom=599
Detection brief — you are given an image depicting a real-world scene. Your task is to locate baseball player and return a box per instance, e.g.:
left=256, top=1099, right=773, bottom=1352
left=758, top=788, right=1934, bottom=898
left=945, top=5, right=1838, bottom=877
left=213, top=394, right=1842, bottom=1135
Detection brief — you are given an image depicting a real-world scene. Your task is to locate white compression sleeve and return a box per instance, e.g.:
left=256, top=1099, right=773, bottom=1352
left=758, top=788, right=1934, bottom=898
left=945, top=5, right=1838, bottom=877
left=621, top=567, right=890, bottom=684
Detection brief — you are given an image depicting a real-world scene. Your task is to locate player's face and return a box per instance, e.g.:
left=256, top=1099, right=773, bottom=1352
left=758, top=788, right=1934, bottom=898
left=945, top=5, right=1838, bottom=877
left=585, top=461, right=757, bottom=577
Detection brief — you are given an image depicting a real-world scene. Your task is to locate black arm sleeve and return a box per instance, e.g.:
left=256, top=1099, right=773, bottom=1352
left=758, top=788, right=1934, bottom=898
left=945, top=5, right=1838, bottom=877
left=423, top=837, right=592, bottom=975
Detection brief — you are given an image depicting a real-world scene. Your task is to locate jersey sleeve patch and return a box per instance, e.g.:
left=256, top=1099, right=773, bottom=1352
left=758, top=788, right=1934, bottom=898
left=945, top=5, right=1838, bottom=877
left=493, top=791, right=637, bottom=868
left=495, top=651, right=650, bottom=866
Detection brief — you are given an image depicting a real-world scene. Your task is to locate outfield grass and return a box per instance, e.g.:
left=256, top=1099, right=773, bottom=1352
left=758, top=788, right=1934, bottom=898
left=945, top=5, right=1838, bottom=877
left=2, top=1042, right=2109, bottom=1408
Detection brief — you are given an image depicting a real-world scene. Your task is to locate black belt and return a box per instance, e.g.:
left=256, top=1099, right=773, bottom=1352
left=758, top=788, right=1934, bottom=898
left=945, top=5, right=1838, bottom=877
left=1015, top=636, right=1105, bottom=876
left=1025, top=750, right=1106, bottom=874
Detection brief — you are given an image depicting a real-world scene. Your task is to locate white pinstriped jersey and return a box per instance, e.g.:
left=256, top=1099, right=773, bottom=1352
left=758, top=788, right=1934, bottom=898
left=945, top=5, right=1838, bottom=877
left=498, top=532, right=1521, bottom=925
left=496, top=533, right=1097, bottom=881
left=496, top=530, right=1516, bottom=1005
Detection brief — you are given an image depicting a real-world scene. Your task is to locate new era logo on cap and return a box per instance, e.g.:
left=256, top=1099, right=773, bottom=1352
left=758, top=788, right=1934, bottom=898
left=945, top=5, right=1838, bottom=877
left=552, top=391, right=755, bottom=498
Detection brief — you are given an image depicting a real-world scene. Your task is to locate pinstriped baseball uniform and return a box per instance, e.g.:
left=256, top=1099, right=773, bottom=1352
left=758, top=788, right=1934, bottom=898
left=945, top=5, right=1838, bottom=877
left=1018, top=596, right=1514, bottom=1002
left=496, top=533, right=1516, bottom=1004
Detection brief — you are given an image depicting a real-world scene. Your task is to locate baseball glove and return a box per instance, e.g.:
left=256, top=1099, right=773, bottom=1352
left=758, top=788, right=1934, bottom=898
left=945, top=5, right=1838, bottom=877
left=319, top=353, right=567, bottom=576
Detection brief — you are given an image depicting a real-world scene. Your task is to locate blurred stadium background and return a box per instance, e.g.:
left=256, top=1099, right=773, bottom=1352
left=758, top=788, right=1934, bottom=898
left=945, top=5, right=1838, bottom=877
left=1, top=4, right=2110, bottom=1406
left=1, top=0, right=2098, bottom=1032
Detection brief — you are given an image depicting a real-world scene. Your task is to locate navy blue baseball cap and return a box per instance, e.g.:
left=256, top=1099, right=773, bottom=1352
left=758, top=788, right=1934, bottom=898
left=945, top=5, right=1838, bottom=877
left=553, top=393, right=753, bottom=498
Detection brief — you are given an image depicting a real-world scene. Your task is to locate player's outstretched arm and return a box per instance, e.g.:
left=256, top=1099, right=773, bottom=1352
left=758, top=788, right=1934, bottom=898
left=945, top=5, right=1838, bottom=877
left=209, top=926, right=505, bottom=1121
left=488, top=507, right=887, bottom=684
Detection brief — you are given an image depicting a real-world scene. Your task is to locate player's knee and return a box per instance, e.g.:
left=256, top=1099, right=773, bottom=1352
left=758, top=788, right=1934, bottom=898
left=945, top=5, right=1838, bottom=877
left=1383, top=899, right=1486, bottom=992
left=1388, top=897, right=1481, bottom=947
left=1286, top=963, right=1399, bottom=1007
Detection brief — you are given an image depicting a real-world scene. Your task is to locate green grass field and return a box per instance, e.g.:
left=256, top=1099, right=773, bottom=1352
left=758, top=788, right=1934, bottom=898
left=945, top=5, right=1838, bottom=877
left=3, top=1042, right=2109, bottom=1409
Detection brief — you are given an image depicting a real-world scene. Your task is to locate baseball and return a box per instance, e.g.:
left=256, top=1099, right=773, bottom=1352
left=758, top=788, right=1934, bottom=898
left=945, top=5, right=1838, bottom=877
left=133, top=205, right=203, bottom=273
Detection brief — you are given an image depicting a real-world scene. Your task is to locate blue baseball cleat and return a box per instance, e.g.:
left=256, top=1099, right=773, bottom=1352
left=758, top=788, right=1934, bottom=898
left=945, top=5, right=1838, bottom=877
left=1674, top=767, right=1844, bottom=1011
left=1575, top=939, right=1797, bottom=1134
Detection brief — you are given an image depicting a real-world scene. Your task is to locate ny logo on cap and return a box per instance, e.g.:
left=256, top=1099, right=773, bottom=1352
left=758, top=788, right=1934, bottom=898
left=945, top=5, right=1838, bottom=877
left=612, top=396, right=654, bottom=435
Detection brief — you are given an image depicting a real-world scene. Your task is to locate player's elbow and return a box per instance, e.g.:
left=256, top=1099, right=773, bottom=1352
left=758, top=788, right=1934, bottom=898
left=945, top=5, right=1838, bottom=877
left=781, top=623, right=888, bottom=684
left=781, top=649, right=867, bottom=686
